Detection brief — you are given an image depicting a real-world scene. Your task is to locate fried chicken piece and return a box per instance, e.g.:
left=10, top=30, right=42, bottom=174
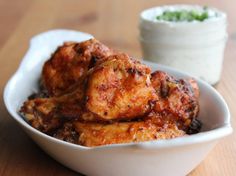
left=20, top=82, right=86, bottom=133
left=85, top=53, right=157, bottom=120
left=151, top=71, right=199, bottom=130
left=74, top=113, right=185, bottom=147
left=42, top=39, right=114, bottom=96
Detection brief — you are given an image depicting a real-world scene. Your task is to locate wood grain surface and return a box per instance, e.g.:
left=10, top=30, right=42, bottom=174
left=0, top=0, right=235, bottom=175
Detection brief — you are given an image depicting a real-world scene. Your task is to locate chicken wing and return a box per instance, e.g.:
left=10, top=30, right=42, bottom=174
left=42, top=39, right=114, bottom=96
left=151, top=71, right=199, bottom=130
left=74, top=113, right=185, bottom=147
left=85, top=53, right=157, bottom=120
left=20, top=81, right=86, bottom=133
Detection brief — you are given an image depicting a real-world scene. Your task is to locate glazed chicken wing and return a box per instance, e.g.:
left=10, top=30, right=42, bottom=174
left=20, top=81, right=86, bottom=133
left=42, top=39, right=114, bottom=96
left=74, top=113, right=185, bottom=147
left=86, top=53, right=157, bottom=120
left=151, top=71, right=199, bottom=130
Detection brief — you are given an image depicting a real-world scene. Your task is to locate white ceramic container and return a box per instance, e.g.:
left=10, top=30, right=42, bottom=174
left=139, top=5, right=228, bottom=85
left=4, top=30, right=232, bottom=176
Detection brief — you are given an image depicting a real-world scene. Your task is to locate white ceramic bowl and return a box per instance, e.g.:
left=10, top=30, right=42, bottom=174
left=139, top=5, right=228, bottom=85
left=4, top=29, right=232, bottom=176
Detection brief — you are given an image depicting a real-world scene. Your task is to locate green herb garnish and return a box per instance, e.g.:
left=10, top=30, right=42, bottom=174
left=156, top=9, right=209, bottom=22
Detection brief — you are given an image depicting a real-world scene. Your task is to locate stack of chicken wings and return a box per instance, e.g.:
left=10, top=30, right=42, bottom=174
left=20, top=39, right=201, bottom=147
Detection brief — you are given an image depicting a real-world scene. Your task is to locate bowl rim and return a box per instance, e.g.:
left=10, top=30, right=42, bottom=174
left=3, top=29, right=233, bottom=150
left=140, top=4, right=227, bottom=26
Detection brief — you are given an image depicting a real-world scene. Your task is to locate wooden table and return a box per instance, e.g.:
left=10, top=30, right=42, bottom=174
left=0, top=0, right=235, bottom=175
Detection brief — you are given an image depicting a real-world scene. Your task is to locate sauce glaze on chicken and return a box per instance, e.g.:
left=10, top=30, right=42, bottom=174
left=20, top=38, right=201, bottom=147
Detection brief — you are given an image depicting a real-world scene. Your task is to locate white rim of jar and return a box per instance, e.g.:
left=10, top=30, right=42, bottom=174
left=140, top=4, right=227, bottom=26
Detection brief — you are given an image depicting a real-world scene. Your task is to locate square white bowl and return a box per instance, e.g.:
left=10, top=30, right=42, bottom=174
left=4, top=29, right=232, bottom=176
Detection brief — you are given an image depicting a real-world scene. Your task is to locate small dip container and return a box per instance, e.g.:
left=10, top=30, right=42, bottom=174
left=139, top=5, right=227, bottom=85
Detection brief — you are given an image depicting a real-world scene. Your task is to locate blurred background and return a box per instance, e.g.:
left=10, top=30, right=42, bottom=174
left=1, top=0, right=235, bottom=57
left=0, top=0, right=235, bottom=176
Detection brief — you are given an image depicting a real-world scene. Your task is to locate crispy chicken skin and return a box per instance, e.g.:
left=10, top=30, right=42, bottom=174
left=42, top=39, right=114, bottom=96
left=20, top=39, right=200, bottom=147
left=86, top=53, right=157, bottom=120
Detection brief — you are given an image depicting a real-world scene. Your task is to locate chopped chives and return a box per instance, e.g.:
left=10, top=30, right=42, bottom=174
left=156, top=9, right=209, bottom=22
